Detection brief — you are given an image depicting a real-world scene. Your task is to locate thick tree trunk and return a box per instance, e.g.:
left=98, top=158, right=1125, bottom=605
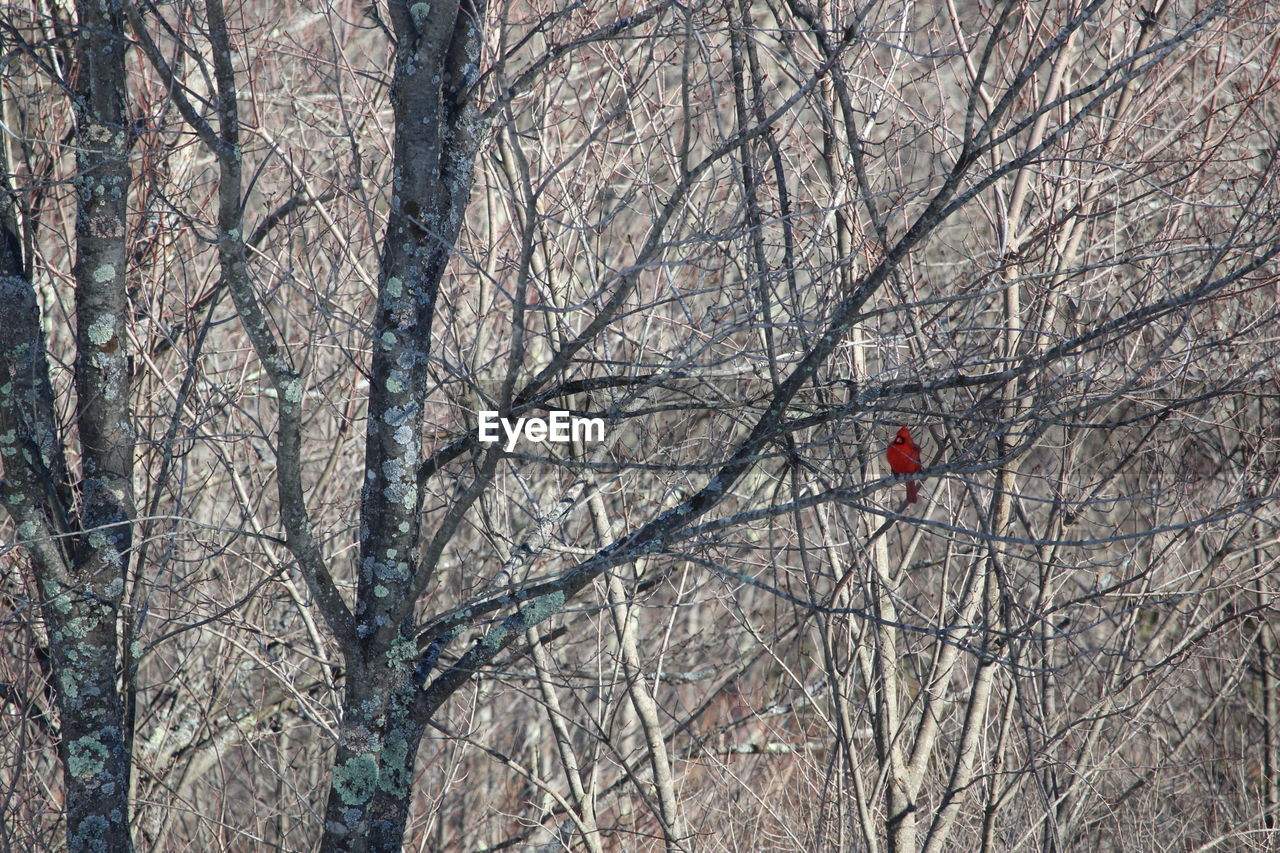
left=0, top=271, right=136, bottom=853
left=0, top=0, right=136, bottom=849
left=44, top=582, right=136, bottom=853
left=318, top=3, right=486, bottom=850
left=320, top=655, right=429, bottom=852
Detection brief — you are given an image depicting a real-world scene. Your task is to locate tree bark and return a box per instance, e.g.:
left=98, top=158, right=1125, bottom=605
left=320, top=2, right=487, bottom=849
left=0, top=1, right=136, bottom=849
left=321, top=654, right=430, bottom=852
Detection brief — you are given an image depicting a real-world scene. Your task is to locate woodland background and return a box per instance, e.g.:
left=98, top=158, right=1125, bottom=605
left=1, top=0, right=1279, bottom=851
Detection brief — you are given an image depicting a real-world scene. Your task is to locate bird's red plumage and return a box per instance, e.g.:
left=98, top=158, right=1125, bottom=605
left=886, top=426, right=922, bottom=503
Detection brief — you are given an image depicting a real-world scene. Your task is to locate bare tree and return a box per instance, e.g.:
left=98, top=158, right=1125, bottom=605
left=2, top=0, right=1278, bottom=851
left=1, top=1, right=135, bottom=850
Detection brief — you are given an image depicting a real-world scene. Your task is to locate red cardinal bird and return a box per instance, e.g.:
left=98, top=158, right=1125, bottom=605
left=886, top=426, right=923, bottom=503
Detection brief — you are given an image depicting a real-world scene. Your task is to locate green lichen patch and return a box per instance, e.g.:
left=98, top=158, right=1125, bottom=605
left=480, top=623, right=509, bottom=652
left=379, top=739, right=411, bottom=797
left=522, top=590, right=565, bottom=627
left=63, top=616, right=94, bottom=639
left=387, top=637, right=416, bottom=673
left=68, top=736, right=109, bottom=779
left=332, top=754, right=379, bottom=806
left=374, top=560, right=410, bottom=582
left=73, top=816, right=110, bottom=853
left=86, top=315, right=116, bottom=346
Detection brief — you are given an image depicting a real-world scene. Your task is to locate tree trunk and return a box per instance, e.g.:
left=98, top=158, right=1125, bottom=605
left=321, top=655, right=429, bottom=852
left=0, top=0, right=136, bottom=848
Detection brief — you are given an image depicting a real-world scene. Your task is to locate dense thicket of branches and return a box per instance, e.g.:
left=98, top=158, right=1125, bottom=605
left=2, top=0, right=1278, bottom=851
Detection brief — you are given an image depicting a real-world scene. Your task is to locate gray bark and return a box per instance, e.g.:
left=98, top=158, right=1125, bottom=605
left=319, top=1, right=488, bottom=850
left=0, top=2, right=135, bottom=849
